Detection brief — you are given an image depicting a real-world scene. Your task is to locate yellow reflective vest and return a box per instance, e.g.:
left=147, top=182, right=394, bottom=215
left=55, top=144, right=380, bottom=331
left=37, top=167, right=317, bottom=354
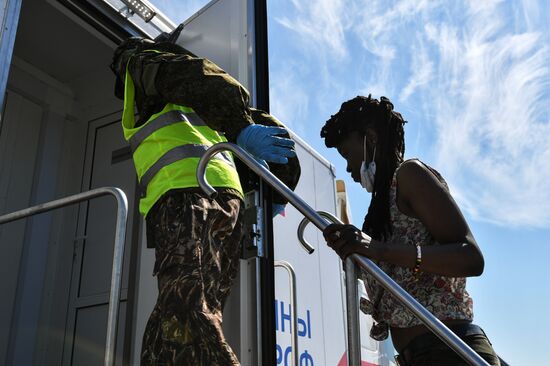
left=121, top=56, right=243, bottom=216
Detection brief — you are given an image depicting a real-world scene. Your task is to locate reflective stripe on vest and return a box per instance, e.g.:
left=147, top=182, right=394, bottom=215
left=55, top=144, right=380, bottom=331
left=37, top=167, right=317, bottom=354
left=128, top=110, right=206, bottom=152
left=139, top=144, right=235, bottom=190
left=121, top=54, right=243, bottom=216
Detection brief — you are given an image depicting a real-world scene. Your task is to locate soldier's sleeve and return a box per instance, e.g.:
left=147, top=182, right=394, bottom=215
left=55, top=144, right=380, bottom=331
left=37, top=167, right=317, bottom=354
left=142, top=51, right=254, bottom=142
left=249, top=108, right=301, bottom=204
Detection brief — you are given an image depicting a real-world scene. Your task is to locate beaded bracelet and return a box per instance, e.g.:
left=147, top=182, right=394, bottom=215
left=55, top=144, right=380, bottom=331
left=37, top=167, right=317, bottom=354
left=413, top=243, right=422, bottom=280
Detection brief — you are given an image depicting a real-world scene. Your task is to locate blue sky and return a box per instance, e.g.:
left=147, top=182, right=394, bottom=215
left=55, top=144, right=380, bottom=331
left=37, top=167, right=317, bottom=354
left=266, top=1, right=550, bottom=364
left=152, top=1, right=549, bottom=364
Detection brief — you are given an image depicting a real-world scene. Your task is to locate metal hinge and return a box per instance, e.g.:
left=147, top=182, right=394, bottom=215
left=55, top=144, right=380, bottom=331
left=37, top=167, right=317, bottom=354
left=241, top=191, right=264, bottom=259
left=72, top=235, right=87, bottom=260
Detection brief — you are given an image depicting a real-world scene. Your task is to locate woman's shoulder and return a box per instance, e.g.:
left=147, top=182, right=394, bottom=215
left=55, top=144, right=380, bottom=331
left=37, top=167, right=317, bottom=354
left=395, top=158, right=448, bottom=190
left=395, top=158, right=427, bottom=179
left=397, top=158, right=423, bottom=171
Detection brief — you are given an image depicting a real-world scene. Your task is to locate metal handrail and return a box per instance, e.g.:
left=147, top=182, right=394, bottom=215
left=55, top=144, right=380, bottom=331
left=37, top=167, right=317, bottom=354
left=298, top=211, right=361, bottom=365
left=0, top=187, right=128, bottom=366
left=297, top=211, right=342, bottom=254
left=197, top=143, right=328, bottom=231
left=274, top=260, right=299, bottom=366
left=197, top=142, right=490, bottom=366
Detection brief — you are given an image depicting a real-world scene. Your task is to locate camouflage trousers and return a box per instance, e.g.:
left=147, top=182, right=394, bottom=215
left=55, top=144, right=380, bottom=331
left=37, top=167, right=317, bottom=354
left=141, top=190, right=244, bottom=366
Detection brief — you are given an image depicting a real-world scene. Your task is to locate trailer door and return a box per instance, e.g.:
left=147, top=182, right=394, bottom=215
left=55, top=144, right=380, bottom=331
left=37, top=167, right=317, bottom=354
left=1, top=0, right=269, bottom=364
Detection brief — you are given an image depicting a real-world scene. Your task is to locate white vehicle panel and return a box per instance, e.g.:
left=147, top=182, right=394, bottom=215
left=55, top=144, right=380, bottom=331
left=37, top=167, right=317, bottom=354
left=273, top=141, right=348, bottom=366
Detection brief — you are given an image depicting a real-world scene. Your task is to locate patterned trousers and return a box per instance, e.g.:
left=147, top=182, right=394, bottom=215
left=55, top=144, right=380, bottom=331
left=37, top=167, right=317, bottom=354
left=141, top=190, right=244, bottom=366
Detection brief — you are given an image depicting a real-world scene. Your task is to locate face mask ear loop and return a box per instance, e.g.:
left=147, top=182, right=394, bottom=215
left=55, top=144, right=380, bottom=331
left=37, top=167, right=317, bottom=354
left=363, top=135, right=367, bottom=163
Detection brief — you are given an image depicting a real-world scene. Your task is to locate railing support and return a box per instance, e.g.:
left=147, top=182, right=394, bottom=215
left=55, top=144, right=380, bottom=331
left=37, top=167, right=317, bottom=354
left=0, top=187, right=128, bottom=366
left=274, top=260, right=299, bottom=366
left=344, top=257, right=362, bottom=366
left=298, top=211, right=362, bottom=365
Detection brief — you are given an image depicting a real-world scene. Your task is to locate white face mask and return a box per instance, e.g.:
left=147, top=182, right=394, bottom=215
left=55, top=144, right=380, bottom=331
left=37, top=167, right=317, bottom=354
left=360, top=135, right=376, bottom=192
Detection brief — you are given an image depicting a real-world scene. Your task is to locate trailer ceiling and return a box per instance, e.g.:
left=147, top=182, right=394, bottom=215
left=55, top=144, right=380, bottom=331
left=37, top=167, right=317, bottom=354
left=13, top=0, right=114, bottom=84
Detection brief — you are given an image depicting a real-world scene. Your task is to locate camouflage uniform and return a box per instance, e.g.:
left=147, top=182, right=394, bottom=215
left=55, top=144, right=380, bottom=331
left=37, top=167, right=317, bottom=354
left=142, top=191, right=243, bottom=365
left=112, top=40, right=300, bottom=365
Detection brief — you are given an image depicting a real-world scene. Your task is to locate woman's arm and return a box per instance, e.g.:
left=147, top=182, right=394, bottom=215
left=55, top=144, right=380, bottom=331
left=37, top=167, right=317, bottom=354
left=387, top=159, right=484, bottom=277
left=324, top=160, right=484, bottom=277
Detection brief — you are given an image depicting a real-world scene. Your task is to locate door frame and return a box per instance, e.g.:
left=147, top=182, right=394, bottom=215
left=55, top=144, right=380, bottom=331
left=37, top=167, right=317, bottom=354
left=62, top=111, right=141, bottom=365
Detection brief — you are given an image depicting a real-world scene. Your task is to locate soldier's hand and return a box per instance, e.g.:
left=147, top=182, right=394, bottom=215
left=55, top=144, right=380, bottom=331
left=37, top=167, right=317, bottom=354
left=237, top=125, right=296, bottom=164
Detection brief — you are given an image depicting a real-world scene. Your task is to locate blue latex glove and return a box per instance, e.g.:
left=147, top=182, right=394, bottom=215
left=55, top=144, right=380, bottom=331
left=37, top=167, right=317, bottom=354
left=272, top=203, right=286, bottom=218
left=254, top=157, right=269, bottom=169
left=237, top=125, right=296, bottom=164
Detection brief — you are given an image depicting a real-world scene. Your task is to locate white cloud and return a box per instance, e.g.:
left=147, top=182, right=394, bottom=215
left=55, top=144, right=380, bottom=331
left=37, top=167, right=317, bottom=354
left=517, top=0, right=541, bottom=31
left=275, top=0, right=350, bottom=60
left=269, top=62, right=310, bottom=136
left=424, top=1, right=550, bottom=227
left=399, top=41, right=434, bottom=102
left=269, top=0, right=550, bottom=227
left=351, top=0, right=437, bottom=59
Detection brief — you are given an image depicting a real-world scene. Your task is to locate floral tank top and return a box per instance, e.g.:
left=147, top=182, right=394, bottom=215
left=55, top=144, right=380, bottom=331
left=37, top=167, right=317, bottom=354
left=359, top=159, right=474, bottom=341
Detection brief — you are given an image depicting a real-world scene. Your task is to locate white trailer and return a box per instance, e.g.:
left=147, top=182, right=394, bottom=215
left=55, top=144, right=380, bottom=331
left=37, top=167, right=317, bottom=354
left=0, top=0, right=393, bottom=365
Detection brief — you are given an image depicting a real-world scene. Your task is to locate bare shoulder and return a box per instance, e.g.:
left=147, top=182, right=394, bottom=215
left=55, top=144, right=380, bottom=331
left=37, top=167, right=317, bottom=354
left=396, top=159, right=447, bottom=200
left=396, top=159, right=430, bottom=184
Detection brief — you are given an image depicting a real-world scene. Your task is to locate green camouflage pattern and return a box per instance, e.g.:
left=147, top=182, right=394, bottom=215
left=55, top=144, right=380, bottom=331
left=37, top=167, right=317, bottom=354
left=125, top=44, right=253, bottom=141
left=142, top=190, right=243, bottom=365
left=112, top=41, right=300, bottom=204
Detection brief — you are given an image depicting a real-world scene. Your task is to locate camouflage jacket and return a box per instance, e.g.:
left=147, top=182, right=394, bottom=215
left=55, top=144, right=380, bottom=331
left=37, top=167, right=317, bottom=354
left=115, top=42, right=300, bottom=204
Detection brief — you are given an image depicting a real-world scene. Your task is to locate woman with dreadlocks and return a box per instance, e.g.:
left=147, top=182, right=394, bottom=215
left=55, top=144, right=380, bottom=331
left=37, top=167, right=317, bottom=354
left=321, top=95, right=500, bottom=365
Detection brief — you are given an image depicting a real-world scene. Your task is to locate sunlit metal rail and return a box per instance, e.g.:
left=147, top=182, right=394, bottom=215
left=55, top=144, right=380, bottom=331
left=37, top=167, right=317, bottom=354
left=0, top=187, right=128, bottom=366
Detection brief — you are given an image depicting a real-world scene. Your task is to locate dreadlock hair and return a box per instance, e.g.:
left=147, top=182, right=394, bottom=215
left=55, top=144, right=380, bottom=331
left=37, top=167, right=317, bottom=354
left=320, top=95, right=406, bottom=240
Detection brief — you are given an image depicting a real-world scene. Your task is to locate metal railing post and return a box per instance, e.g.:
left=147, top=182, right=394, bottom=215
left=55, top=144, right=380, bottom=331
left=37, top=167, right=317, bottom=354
left=0, top=187, right=128, bottom=366
left=344, top=257, right=361, bottom=366
left=274, top=260, right=299, bottom=366
left=298, top=211, right=362, bottom=365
